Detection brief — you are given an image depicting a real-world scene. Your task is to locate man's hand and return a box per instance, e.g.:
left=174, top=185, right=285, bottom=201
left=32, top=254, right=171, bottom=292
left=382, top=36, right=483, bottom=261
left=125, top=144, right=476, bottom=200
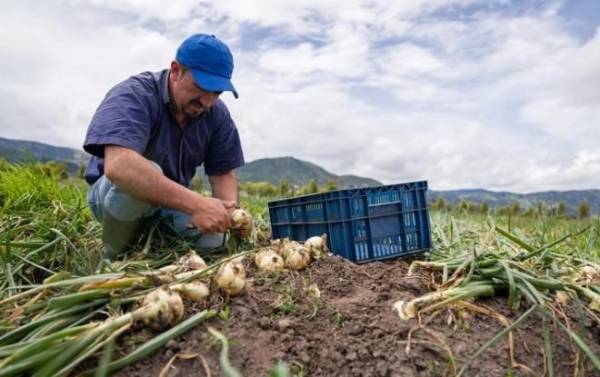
left=190, top=197, right=232, bottom=234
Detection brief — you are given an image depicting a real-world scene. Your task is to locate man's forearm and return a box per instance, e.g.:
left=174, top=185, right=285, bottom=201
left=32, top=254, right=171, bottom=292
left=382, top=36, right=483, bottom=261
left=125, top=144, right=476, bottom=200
left=209, top=170, right=239, bottom=204
left=104, top=145, right=204, bottom=214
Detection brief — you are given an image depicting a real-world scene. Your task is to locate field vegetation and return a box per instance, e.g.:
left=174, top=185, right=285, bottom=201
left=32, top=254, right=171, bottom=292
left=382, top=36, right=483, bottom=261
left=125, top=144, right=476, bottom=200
left=0, top=161, right=598, bottom=376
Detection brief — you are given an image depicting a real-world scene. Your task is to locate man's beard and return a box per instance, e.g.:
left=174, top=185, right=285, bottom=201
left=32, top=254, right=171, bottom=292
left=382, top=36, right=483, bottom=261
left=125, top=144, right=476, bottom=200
left=183, top=100, right=206, bottom=119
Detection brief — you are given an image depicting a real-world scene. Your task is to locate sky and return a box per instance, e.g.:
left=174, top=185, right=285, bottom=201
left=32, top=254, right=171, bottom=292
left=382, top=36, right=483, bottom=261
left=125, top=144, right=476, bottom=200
left=0, top=0, right=599, bottom=193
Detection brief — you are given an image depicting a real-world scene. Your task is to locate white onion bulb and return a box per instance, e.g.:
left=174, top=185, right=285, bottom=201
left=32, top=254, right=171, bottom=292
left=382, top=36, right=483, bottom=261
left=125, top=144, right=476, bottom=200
left=254, top=249, right=285, bottom=272
left=215, top=259, right=246, bottom=296
left=231, top=208, right=253, bottom=237
left=304, top=234, right=329, bottom=259
left=284, top=245, right=311, bottom=270
left=135, top=288, right=185, bottom=330
left=177, top=250, right=207, bottom=271
left=172, top=282, right=210, bottom=303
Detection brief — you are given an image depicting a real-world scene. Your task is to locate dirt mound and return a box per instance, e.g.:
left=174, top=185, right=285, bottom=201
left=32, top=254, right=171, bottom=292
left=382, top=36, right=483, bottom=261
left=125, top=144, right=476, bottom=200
left=115, top=255, right=600, bottom=377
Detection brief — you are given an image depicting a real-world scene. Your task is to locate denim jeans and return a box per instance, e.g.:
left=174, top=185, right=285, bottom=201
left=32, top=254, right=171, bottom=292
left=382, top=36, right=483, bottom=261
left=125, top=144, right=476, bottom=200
left=87, top=163, right=225, bottom=257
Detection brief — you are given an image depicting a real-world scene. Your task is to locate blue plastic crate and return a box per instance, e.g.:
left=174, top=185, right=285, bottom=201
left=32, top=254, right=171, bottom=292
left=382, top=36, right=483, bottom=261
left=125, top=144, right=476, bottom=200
left=268, top=181, right=432, bottom=263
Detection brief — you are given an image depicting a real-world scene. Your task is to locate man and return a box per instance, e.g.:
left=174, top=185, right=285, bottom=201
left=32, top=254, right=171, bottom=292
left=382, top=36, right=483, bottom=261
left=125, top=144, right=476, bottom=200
left=83, top=34, right=244, bottom=259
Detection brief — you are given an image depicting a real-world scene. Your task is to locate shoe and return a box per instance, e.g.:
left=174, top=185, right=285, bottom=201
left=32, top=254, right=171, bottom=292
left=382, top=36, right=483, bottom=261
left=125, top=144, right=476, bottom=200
left=102, top=212, right=141, bottom=259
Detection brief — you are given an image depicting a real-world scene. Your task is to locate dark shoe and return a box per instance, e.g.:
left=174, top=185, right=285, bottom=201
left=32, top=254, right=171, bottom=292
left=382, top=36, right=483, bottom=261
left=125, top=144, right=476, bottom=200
left=102, top=212, right=141, bottom=259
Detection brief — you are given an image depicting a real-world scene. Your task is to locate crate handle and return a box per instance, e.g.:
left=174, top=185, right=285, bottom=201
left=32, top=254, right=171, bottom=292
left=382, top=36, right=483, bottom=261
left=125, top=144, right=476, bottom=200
left=368, top=201, right=401, bottom=207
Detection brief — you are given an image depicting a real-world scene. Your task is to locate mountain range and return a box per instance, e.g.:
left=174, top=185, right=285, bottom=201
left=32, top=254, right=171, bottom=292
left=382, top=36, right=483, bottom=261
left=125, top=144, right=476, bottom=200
left=0, top=136, right=598, bottom=214
left=428, top=189, right=600, bottom=216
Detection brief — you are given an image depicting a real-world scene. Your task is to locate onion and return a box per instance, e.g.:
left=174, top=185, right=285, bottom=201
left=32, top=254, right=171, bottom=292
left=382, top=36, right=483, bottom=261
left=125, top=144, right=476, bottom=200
left=158, top=265, right=180, bottom=274
left=177, top=250, right=207, bottom=271
left=172, top=282, right=210, bottom=303
left=284, top=245, right=311, bottom=270
left=274, top=238, right=301, bottom=257
left=555, top=291, right=570, bottom=305
left=215, top=258, right=246, bottom=296
left=393, top=300, right=416, bottom=320
left=254, top=249, right=285, bottom=272
left=307, top=283, right=321, bottom=299
left=231, top=208, right=253, bottom=237
left=580, top=265, right=600, bottom=284
left=134, top=288, right=185, bottom=330
left=158, top=251, right=206, bottom=275
left=304, top=234, right=329, bottom=259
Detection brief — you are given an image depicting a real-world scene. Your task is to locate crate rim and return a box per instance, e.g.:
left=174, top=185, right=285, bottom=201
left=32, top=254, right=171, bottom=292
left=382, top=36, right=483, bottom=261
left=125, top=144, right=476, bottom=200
left=267, top=180, right=429, bottom=206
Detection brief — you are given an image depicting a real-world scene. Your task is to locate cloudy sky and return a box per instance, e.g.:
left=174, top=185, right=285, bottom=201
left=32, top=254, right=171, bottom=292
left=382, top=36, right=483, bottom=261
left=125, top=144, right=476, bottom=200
left=1, top=0, right=599, bottom=192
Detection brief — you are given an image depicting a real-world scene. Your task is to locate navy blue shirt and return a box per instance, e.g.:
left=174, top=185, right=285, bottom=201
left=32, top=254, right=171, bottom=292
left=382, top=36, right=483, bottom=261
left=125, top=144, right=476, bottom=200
left=83, top=69, right=244, bottom=186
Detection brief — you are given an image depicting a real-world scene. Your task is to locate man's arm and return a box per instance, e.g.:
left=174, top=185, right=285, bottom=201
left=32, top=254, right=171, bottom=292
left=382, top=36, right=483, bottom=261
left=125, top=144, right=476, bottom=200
left=209, top=170, right=239, bottom=206
left=104, top=145, right=231, bottom=234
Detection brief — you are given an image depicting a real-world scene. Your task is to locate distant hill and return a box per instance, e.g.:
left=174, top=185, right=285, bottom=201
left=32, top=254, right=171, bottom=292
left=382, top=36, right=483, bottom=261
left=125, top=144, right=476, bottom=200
left=0, top=137, right=379, bottom=188
left=0, top=137, right=598, bottom=213
left=0, top=137, right=87, bottom=173
left=429, top=189, right=600, bottom=215
left=237, top=157, right=381, bottom=188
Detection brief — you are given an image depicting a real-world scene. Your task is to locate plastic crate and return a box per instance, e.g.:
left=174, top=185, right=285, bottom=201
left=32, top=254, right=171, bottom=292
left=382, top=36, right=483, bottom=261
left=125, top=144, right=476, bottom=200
left=268, top=181, right=431, bottom=263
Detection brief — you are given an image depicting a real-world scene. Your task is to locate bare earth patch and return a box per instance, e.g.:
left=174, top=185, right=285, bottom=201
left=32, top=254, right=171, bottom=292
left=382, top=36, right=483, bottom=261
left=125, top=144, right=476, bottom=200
left=114, top=255, right=600, bottom=377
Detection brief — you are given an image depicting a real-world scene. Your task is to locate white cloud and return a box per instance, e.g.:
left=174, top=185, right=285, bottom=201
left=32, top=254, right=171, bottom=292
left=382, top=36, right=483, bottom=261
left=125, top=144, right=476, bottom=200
left=0, top=0, right=599, bottom=192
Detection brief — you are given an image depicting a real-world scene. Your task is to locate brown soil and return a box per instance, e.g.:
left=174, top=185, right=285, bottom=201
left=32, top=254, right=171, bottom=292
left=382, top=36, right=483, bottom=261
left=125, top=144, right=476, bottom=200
left=114, top=255, right=600, bottom=377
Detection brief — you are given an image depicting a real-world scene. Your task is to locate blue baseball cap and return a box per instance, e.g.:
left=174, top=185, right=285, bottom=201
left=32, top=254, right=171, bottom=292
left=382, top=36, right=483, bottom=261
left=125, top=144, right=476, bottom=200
left=176, top=34, right=238, bottom=98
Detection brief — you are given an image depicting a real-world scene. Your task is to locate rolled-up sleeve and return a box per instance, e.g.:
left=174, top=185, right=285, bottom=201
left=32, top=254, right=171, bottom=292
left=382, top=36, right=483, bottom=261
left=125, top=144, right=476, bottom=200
left=204, top=102, right=245, bottom=176
left=83, top=80, right=157, bottom=158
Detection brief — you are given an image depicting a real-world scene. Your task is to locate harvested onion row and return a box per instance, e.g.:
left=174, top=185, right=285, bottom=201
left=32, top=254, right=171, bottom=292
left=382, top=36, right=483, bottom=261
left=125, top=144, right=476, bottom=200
left=0, top=288, right=186, bottom=376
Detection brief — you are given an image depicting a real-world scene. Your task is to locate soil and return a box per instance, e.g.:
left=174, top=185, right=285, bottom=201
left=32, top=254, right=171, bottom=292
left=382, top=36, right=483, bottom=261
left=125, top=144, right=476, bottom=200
left=113, top=255, right=600, bottom=377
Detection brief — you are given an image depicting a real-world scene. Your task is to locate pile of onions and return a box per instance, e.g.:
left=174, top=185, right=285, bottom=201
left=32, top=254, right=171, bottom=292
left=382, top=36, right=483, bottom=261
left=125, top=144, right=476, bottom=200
left=273, top=238, right=311, bottom=270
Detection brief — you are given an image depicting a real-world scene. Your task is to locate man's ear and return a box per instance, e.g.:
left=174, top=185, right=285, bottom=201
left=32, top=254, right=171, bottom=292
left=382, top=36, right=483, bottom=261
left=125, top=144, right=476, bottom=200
left=170, top=61, right=183, bottom=79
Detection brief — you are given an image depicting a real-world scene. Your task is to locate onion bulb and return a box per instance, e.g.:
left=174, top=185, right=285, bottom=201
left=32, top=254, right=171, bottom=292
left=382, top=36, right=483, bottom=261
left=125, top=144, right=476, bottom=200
left=393, top=300, right=416, bottom=321
left=304, top=234, right=329, bottom=259
left=172, top=282, right=210, bottom=303
left=134, top=288, right=184, bottom=330
left=177, top=250, right=207, bottom=271
left=158, top=264, right=180, bottom=274
left=284, top=245, right=311, bottom=270
left=231, top=208, right=253, bottom=237
left=254, top=249, right=285, bottom=272
left=273, top=238, right=301, bottom=257
left=215, top=258, right=246, bottom=296
left=580, top=265, right=600, bottom=284
left=158, top=251, right=206, bottom=275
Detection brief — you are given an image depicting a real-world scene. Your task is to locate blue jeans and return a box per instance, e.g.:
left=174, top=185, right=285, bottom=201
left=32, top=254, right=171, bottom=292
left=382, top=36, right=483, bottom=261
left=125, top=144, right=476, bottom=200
left=87, top=164, right=225, bottom=257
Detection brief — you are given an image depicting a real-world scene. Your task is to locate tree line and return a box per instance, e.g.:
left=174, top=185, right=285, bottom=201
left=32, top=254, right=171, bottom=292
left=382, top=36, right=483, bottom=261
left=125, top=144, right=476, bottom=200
left=429, top=197, right=592, bottom=219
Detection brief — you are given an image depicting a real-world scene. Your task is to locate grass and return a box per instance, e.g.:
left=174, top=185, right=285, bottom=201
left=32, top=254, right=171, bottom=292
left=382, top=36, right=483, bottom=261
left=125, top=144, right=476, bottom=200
left=1, top=161, right=599, bottom=375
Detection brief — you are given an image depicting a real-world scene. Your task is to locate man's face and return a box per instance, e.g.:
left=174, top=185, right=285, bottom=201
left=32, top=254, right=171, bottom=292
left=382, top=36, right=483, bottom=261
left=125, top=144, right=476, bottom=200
left=170, top=62, right=222, bottom=119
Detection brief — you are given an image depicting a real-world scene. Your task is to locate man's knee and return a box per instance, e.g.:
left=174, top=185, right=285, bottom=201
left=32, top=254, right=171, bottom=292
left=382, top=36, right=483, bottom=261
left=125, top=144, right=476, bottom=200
left=196, top=233, right=227, bottom=249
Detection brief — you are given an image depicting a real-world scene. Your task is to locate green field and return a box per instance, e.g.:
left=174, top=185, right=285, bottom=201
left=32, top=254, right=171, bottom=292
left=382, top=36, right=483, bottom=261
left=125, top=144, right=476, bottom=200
left=0, top=162, right=599, bottom=376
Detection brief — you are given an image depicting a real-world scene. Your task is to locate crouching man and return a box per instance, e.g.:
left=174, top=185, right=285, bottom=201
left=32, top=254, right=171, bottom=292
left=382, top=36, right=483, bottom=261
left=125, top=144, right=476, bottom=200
left=82, top=34, right=244, bottom=259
